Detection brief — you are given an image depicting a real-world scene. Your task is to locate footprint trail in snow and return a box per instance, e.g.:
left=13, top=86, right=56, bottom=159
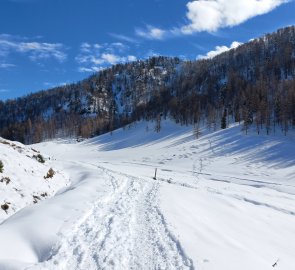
left=28, top=165, right=193, bottom=270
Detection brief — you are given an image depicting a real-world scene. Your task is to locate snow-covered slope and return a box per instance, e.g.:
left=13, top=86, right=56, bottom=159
left=0, top=121, right=294, bottom=270
left=0, top=138, right=69, bottom=224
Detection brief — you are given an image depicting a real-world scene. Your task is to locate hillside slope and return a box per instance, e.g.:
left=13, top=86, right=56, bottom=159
left=0, top=121, right=294, bottom=270
left=0, top=138, right=69, bottom=224
left=1, top=26, right=295, bottom=143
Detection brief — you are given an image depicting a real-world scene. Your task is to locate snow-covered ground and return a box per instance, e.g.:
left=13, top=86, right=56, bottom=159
left=0, top=138, right=69, bottom=224
left=0, top=120, right=294, bottom=270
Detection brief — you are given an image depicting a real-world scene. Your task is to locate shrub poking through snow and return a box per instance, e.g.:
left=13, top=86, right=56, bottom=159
left=35, top=154, right=45, bottom=164
left=0, top=140, right=10, bottom=145
left=33, top=195, right=41, bottom=204
left=44, top=168, right=55, bottom=179
left=0, top=177, right=10, bottom=185
left=0, top=160, right=3, bottom=173
left=40, top=192, right=48, bottom=197
left=1, top=203, right=9, bottom=213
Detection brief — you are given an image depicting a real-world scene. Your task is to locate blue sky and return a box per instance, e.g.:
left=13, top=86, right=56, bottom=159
left=0, top=0, right=295, bottom=100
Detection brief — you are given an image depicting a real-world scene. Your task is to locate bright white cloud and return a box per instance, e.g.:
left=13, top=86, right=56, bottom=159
left=133, top=0, right=287, bottom=39
left=76, top=42, right=137, bottom=72
left=198, top=41, right=242, bottom=59
left=90, top=57, right=104, bottom=65
left=136, top=26, right=166, bottom=40
left=78, top=66, right=104, bottom=73
left=93, top=44, right=102, bottom=49
left=101, top=53, right=120, bottom=65
left=80, top=42, right=92, bottom=53
left=20, top=42, right=66, bottom=62
left=182, top=0, right=288, bottom=34
left=0, top=35, right=67, bottom=62
left=127, top=55, right=137, bottom=62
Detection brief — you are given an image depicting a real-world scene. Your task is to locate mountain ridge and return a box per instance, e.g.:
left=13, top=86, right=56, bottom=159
left=1, top=26, right=295, bottom=144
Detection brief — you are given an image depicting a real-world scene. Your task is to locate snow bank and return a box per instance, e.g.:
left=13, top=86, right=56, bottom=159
left=0, top=138, right=69, bottom=224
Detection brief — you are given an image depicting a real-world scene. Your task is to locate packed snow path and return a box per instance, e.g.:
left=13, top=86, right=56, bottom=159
left=28, top=163, right=193, bottom=270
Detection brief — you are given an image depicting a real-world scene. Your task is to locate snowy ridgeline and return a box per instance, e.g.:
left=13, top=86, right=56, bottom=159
left=0, top=138, right=69, bottom=224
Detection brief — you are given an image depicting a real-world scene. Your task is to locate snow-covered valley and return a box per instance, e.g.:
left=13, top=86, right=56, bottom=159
left=0, top=120, right=294, bottom=270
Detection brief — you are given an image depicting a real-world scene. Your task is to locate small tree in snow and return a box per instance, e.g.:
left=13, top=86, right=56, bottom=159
left=154, top=114, right=162, bottom=133
left=193, top=125, right=202, bottom=139
left=44, top=168, right=55, bottom=179
left=221, top=109, right=227, bottom=129
left=0, top=160, right=3, bottom=173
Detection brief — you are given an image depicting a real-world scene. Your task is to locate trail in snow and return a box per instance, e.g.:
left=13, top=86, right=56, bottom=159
left=28, top=164, right=193, bottom=270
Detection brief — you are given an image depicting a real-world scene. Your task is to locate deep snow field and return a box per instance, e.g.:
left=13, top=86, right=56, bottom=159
left=0, top=120, right=294, bottom=270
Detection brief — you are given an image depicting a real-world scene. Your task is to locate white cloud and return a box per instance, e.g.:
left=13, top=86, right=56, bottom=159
left=109, top=33, right=139, bottom=43
left=0, top=89, right=10, bottom=93
left=136, top=26, right=166, bottom=40
left=0, top=63, right=15, bottom=69
left=182, top=0, right=288, bottom=34
left=198, top=41, right=242, bottom=59
left=0, top=35, right=67, bottom=62
left=43, top=81, right=69, bottom=88
left=111, top=42, right=125, bottom=48
left=78, top=66, right=104, bottom=73
left=21, top=42, right=67, bottom=62
left=105, top=42, right=128, bottom=54
left=80, top=42, right=92, bottom=53
left=76, top=55, right=104, bottom=65
left=132, top=0, right=287, bottom=40
left=76, top=42, right=137, bottom=72
left=127, top=55, right=137, bottom=62
left=90, top=57, right=104, bottom=65
left=101, top=53, right=120, bottom=65
left=93, top=44, right=102, bottom=49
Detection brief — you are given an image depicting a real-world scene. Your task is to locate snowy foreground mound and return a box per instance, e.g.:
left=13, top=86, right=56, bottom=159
left=0, top=120, right=294, bottom=270
left=0, top=138, right=69, bottom=224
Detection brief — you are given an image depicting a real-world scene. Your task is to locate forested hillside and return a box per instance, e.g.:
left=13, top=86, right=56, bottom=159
left=1, top=26, right=295, bottom=144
